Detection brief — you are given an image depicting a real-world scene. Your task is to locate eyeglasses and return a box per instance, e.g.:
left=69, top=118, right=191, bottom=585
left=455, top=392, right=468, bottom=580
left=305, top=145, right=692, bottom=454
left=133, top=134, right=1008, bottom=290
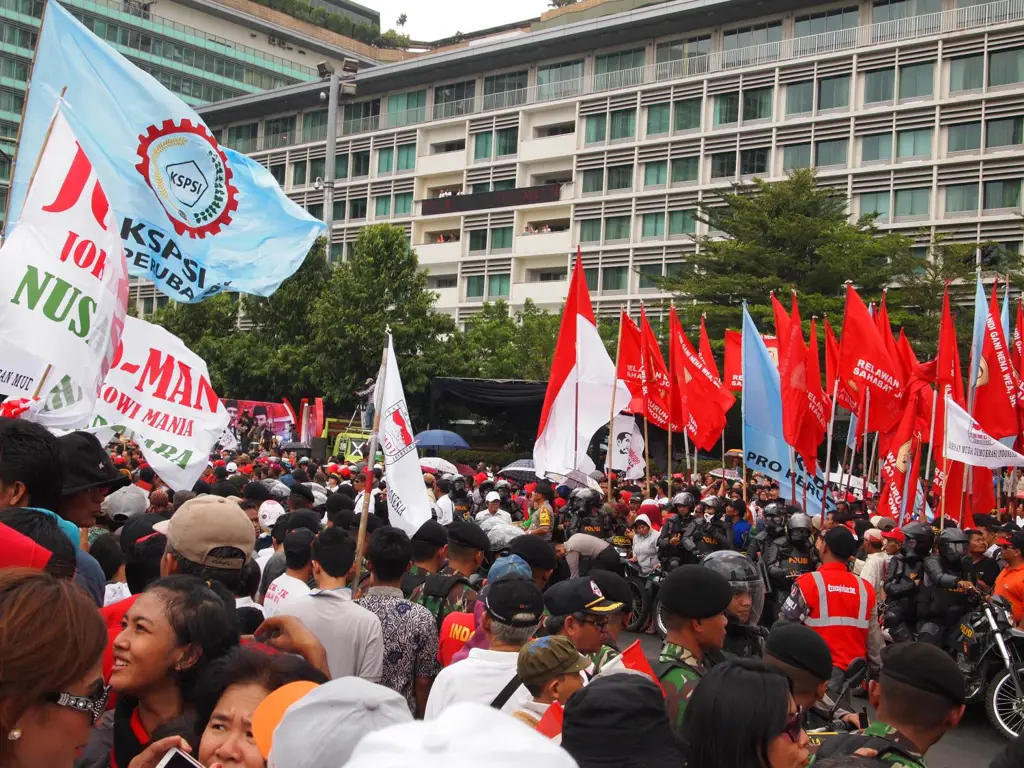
left=44, top=681, right=111, bottom=725
left=782, top=707, right=804, bottom=743
left=579, top=616, right=610, bottom=630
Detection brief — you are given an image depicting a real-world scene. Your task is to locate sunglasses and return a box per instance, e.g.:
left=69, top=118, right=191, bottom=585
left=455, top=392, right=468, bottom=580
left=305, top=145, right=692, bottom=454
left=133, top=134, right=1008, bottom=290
left=44, top=680, right=111, bottom=725
left=782, top=707, right=805, bottom=743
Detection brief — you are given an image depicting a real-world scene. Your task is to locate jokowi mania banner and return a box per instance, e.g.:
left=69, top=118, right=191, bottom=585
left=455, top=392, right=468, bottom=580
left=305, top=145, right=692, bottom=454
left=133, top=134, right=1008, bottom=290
left=9, top=1, right=324, bottom=303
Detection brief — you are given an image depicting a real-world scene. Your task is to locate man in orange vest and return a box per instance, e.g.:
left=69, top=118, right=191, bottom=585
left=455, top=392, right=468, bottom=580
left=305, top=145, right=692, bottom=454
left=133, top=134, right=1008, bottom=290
left=781, top=526, right=883, bottom=705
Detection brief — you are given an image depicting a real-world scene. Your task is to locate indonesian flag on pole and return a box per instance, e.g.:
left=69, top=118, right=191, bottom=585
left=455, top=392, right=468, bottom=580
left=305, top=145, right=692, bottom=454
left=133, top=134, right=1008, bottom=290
left=824, top=317, right=856, bottom=411
left=640, top=305, right=672, bottom=429
left=723, top=330, right=743, bottom=392
left=534, top=251, right=631, bottom=475
left=378, top=334, right=433, bottom=536
left=616, top=310, right=644, bottom=415
left=974, top=283, right=1019, bottom=440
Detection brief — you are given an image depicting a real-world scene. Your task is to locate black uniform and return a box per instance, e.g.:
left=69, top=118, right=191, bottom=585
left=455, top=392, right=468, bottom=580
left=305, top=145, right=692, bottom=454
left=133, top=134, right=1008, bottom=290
left=692, top=516, right=733, bottom=558
left=882, top=552, right=926, bottom=643
left=917, top=530, right=975, bottom=647
left=658, top=512, right=700, bottom=567
left=762, top=536, right=817, bottom=623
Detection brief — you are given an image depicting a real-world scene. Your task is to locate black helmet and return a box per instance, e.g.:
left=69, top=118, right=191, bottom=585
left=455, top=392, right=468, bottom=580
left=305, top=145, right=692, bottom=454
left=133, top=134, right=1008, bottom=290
left=938, top=527, right=969, bottom=563
left=451, top=475, right=467, bottom=493
left=673, top=491, right=696, bottom=509
left=787, top=513, right=812, bottom=544
left=702, top=551, right=765, bottom=626
left=569, top=487, right=602, bottom=514
left=902, top=522, right=934, bottom=557
left=702, top=496, right=723, bottom=513
left=763, top=503, right=784, bottom=534
left=495, top=479, right=511, bottom=492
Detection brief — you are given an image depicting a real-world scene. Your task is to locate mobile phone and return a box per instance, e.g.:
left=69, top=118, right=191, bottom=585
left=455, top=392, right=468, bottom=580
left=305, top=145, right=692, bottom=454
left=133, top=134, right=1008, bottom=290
left=154, top=747, right=205, bottom=768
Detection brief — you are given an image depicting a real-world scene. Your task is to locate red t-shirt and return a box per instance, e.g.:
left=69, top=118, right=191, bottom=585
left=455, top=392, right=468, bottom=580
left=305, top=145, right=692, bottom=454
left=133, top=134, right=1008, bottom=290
left=438, top=611, right=475, bottom=667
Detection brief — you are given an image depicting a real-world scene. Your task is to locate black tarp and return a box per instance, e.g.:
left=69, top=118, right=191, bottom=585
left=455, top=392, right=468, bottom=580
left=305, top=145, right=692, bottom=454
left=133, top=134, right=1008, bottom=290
left=428, top=377, right=548, bottom=426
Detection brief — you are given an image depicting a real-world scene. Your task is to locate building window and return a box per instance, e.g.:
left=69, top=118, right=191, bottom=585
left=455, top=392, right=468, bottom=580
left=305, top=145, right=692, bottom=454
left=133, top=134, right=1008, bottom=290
left=332, top=200, right=345, bottom=222
left=899, top=62, right=933, bottom=99
left=582, top=168, right=604, bottom=194
left=306, top=203, right=323, bottom=220
left=950, top=54, right=984, bottom=92
left=343, top=99, right=380, bottom=132
left=605, top=216, right=631, bottom=240
left=794, top=6, right=859, bottom=37
left=674, top=98, right=702, bottom=131
left=990, top=48, right=1024, bottom=87
left=894, top=188, right=930, bottom=217
left=656, top=35, right=711, bottom=77
left=984, top=179, right=1022, bottom=210
left=585, top=114, right=607, bottom=144
left=483, top=71, right=528, bottom=110
left=309, top=158, right=325, bottom=183
left=638, top=263, right=663, bottom=289
left=394, top=192, right=413, bottom=215
left=945, top=183, right=979, bottom=213
left=226, top=122, right=257, bottom=152
left=537, top=59, right=584, bottom=101
left=466, top=275, right=485, bottom=299
left=584, top=268, right=599, bottom=291
left=335, top=154, right=349, bottom=180
left=377, top=146, right=394, bottom=174
left=474, top=132, right=493, bottom=160
left=349, top=197, right=367, bottom=219
left=491, top=227, right=513, bottom=250
left=648, top=104, right=671, bottom=135
left=493, top=180, right=515, bottom=191
left=269, top=164, right=285, bottom=186
left=816, top=139, right=848, bottom=167
left=291, top=160, right=307, bottom=187
left=740, top=147, right=769, bottom=175
left=469, top=230, right=488, bottom=251
left=861, top=133, right=892, bottom=163
left=669, top=209, right=697, bottom=234
left=714, top=93, right=740, bottom=126
left=329, top=242, right=343, bottom=262
left=642, top=213, right=665, bottom=238
left=987, top=117, right=1024, bottom=148
left=594, top=47, right=645, bottom=89
left=609, top=109, right=636, bottom=141
left=786, top=81, right=814, bottom=116
left=607, top=165, right=633, bottom=190
left=396, top=144, right=416, bottom=171
left=487, top=274, right=511, bottom=299
left=948, top=122, right=981, bottom=152
left=434, top=80, right=476, bottom=119
left=264, top=116, right=296, bottom=149
left=374, top=195, right=390, bottom=217
left=644, top=160, right=668, bottom=187
left=142, top=297, right=154, bottom=316
left=472, top=182, right=491, bottom=194
left=860, top=191, right=890, bottom=222
left=817, top=75, right=850, bottom=110
left=864, top=68, right=895, bottom=103
left=872, top=0, right=941, bottom=23
left=723, top=22, right=782, bottom=67
left=672, top=157, right=699, bottom=183
left=580, top=219, right=602, bottom=242
left=387, top=89, right=426, bottom=128
left=352, top=151, right=370, bottom=177
left=896, top=128, right=932, bottom=159
left=495, top=127, right=518, bottom=157
left=603, top=265, right=628, bottom=291
left=711, top=151, right=737, bottom=179
left=742, top=87, right=773, bottom=121
left=783, top=143, right=812, bottom=170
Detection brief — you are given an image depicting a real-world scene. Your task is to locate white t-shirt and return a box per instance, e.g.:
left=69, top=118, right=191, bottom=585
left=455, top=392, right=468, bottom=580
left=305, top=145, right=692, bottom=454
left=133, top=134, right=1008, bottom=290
left=103, top=582, right=132, bottom=607
left=435, top=495, right=455, bottom=526
left=425, top=648, right=530, bottom=719
left=475, top=509, right=513, bottom=525
left=254, top=547, right=275, bottom=575
left=263, top=573, right=310, bottom=618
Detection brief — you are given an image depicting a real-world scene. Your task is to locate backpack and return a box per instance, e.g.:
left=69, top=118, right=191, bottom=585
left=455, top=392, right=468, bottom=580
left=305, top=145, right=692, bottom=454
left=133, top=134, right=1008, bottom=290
left=400, top=569, right=428, bottom=598
left=418, top=573, right=472, bottom=630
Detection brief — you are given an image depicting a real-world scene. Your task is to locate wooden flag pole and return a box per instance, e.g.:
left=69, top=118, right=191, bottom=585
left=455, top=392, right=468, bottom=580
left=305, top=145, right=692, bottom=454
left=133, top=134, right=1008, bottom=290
left=789, top=446, right=798, bottom=505
left=644, top=416, right=652, bottom=498
left=861, top=391, right=871, bottom=495
left=940, top=396, right=950, bottom=532
left=353, top=336, right=389, bottom=593
left=922, top=389, right=938, bottom=492
left=823, top=379, right=840, bottom=503
left=607, top=308, right=624, bottom=502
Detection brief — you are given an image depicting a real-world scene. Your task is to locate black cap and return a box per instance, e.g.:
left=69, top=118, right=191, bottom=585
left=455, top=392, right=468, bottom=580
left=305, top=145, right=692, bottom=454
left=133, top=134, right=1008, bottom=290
left=447, top=520, right=490, bottom=552
left=286, top=510, right=322, bottom=535
left=881, top=642, right=965, bottom=705
left=283, top=528, right=316, bottom=558
left=58, top=432, right=129, bottom=495
left=589, top=570, right=632, bottom=609
left=347, top=513, right=385, bottom=534
left=998, top=530, right=1024, bottom=551
left=326, top=493, right=355, bottom=513
left=119, top=514, right=168, bottom=564
left=290, top=484, right=316, bottom=505
left=243, top=482, right=271, bottom=502
left=562, top=674, right=682, bottom=768
left=660, top=564, right=732, bottom=619
left=543, top=577, right=624, bottom=616
left=765, top=621, right=833, bottom=682
left=484, top=577, right=544, bottom=627
left=824, top=527, right=858, bottom=560
left=509, top=535, right=557, bottom=571
left=412, top=520, right=448, bottom=547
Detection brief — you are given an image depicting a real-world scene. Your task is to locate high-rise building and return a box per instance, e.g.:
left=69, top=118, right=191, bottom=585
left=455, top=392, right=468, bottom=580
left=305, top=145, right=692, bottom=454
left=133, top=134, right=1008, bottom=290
left=195, top=0, right=1022, bottom=326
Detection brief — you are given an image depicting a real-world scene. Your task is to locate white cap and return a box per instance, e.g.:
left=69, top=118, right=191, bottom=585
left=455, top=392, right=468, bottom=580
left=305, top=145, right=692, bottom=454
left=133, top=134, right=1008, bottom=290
left=226, top=462, right=238, bottom=473
left=258, top=499, right=286, bottom=530
left=345, top=702, right=577, bottom=768
left=267, top=678, right=412, bottom=768
left=485, top=491, right=501, bottom=503
left=102, top=484, right=149, bottom=522
left=863, top=528, right=884, bottom=543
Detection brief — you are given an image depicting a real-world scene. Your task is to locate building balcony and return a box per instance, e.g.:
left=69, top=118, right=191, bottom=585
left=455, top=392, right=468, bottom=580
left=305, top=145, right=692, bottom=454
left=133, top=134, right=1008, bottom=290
left=519, top=132, right=577, bottom=163
left=415, top=239, right=463, bottom=265
left=422, top=183, right=563, bottom=216
left=511, top=280, right=569, bottom=307
left=431, top=286, right=459, bottom=307
left=417, top=150, right=466, bottom=176
left=513, top=229, right=572, bottom=257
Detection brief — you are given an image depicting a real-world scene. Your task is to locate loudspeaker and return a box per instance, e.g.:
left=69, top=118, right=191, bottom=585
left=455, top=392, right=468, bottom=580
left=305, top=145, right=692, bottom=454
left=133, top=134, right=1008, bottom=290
left=311, top=437, right=328, bottom=463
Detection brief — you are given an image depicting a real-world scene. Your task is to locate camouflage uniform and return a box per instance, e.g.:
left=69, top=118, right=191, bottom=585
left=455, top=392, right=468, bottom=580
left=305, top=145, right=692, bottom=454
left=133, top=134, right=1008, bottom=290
left=589, top=643, right=620, bottom=672
left=655, top=642, right=707, bottom=732
left=815, top=721, right=927, bottom=766
left=408, top=565, right=478, bottom=628
left=400, top=564, right=431, bottom=598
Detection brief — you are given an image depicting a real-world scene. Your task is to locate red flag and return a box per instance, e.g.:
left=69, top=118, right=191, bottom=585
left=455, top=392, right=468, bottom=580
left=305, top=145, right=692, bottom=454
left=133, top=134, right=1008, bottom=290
left=771, top=292, right=791, bottom=362
left=824, top=317, right=856, bottom=411
left=669, top=307, right=733, bottom=450
left=699, top=315, right=720, bottom=379
left=1014, top=300, right=1024, bottom=379
left=616, top=311, right=644, bottom=415
left=876, top=390, right=921, bottom=520
left=723, top=329, right=743, bottom=392
left=932, top=287, right=968, bottom=526
left=536, top=701, right=564, bottom=738
left=778, top=293, right=810, bottom=465
left=640, top=306, right=672, bottom=429
left=619, top=640, right=664, bottom=692
left=974, top=284, right=1018, bottom=440
left=669, top=310, right=688, bottom=433
left=970, top=467, right=996, bottom=518
left=798, top=317, right=830, bottom=474
left=875, top=293, right=905, bottom=381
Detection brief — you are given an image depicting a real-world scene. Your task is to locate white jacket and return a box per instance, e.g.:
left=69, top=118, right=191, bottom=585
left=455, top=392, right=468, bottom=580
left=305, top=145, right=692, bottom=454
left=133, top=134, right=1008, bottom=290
left=632, top=514, right=661, bottom=575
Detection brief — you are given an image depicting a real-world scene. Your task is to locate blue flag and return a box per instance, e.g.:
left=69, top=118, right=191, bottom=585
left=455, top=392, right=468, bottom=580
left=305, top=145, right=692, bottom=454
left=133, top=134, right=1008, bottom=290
left=1002, top=280, right=1011, bottom=342
left=9, top=1, right=325, bottom=302
left=742, top=306, right=833, bottom=515
left=969, top=273, right=987, bottom=393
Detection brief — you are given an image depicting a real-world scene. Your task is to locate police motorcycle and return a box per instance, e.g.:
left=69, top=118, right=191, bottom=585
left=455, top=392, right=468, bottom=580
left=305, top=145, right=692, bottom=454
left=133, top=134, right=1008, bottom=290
left=613, top=530, right=665, bottom=633
left=803, top=657, right=871, bottom=756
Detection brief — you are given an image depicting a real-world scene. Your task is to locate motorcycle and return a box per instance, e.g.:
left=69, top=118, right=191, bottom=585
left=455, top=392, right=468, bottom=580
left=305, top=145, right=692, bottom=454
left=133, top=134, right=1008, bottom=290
left=806, top=657, right=870, bottom=735
left=953, top=593, right=1024, bottom=739
left=616, top=544, right=664, bottom=633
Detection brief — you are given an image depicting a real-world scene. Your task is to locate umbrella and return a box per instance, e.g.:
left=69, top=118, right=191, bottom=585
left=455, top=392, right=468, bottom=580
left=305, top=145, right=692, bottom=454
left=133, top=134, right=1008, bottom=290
left=415, top=430, right=470, bottom=449
left=499, top=459, right=537, bottom=481
left=725, top=448, right=744, bottom=459
left=453, top=462, right=475, bottom=477
left=421, top=457, right=458, bottom=476
left=546, top=469, right=603, bottom=493
left=710, top=468, right=742, bottom=480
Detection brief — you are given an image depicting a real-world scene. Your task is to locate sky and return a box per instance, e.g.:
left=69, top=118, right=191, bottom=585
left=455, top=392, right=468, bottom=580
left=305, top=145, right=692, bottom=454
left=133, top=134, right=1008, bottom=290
left=368, top=0, right=551, bottom=42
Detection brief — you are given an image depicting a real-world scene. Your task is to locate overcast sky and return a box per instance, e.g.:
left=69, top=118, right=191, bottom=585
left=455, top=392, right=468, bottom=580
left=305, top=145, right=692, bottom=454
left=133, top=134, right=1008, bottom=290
left=370, top=0, right=551, bottom=41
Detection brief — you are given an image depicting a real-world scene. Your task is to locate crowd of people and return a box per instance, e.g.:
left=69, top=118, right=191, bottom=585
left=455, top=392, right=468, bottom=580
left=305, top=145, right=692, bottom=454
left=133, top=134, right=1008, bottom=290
left=2, top=415, right=1024, bottom=768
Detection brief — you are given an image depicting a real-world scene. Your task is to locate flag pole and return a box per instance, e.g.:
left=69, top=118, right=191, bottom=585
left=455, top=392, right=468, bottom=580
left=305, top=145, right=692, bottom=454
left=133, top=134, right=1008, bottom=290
left=354, top=334, right=389, bottom=592
left=607, top=307, right=624, bottom=502
left=940, top=395, right=950, bottom=532
left=922, top=388, right=938, bottom=490
left=867, top=431, right=880, bottom=500
left=861, top=391, right=871, bottom=496
left=721, top=432, right=726, bottom=485
left=898, top=442, right=915, bottom=527
left=683, top=427, right=692, bottom=479
left=823, top=379, right=840, bottom=503
left=741, top=309, right=747, bottom=502
left=789, top=446, right=798, bottom=505
left=644, top=416, right=652, bottom=498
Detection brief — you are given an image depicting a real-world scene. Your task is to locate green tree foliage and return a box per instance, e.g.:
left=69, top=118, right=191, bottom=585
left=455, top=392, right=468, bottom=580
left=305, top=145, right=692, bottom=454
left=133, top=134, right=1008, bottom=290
left=462, top=300, right=562, bottom=380
left=548, top=0, right=579, bottom=7
left=246, top=0, right=410, bottom=48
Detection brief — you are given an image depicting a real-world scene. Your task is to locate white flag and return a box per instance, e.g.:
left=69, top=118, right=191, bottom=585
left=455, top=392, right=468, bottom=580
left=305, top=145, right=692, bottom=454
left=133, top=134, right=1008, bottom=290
left=378, top=335, right=432, bottom=536
left=608, top=414, right=636, bottom=472
left=945, top=397, right=1024, bottom=468
left=0, top=107, right=128, bottom=427
left=625, top=421, right=646, bottom=480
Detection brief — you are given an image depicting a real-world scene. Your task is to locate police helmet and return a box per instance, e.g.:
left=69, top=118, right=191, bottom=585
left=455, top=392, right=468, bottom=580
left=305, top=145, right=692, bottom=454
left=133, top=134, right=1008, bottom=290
left=569, top=487, right=602, bottom=514
left=902, top=522, right=935, bottom=557
left=495, top=479, right=511, bottom=492
left=702, top=550, right=765, bottom=626
left=787, top=513, right=813, bottom=544
left=937, top=527, right=969, bottom=563
left=702, top=496, right=723, bottom=512
left=451, top=475, right=467, bottom=493
left=673, top=491, right=696, bottom=509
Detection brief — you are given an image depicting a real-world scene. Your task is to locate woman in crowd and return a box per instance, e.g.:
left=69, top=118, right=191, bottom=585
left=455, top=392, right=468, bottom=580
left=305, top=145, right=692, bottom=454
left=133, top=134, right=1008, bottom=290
left=0, top=569, right=108, bottom=768
left=682, top=658, right=811, bottom=768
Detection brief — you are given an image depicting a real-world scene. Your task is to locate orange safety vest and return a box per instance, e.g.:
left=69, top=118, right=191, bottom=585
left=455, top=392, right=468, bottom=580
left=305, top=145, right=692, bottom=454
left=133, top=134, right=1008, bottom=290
left=796, top=562, right=875, bottom=671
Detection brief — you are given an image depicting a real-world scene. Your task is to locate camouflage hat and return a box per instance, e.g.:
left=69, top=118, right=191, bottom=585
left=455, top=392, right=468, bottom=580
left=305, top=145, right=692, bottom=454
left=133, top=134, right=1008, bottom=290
left=518, top=635, right=591, bottom=690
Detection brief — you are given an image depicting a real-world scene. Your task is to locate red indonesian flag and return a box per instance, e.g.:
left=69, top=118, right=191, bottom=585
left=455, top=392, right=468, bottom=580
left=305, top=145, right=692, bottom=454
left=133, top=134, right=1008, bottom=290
left=616, top=310, right=644, bottom=414
left=723, top=329, right=743, bottom=391
left=777, top=293, right=810, bottom=464
left=838, top=285, right=904, bottom=432
left=824, top=317, right=856, bottom=411
left=596, top=640, right=666, bottom=694
left=640, top=305, right=671, bottom=429
left=974, top=284, right=1019, bottom=440
left=876, top=389, right=921, bottom=520
left=534, top=251, right=631, bottom=475
left=669, top=306, right=733, bottom=450
left=536, top=701, right=564, bottom=739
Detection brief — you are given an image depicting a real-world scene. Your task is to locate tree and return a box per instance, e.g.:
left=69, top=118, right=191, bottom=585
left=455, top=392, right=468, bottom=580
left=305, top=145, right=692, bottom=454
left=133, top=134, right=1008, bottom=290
left=548, top=0, right=578, bottom=7
left=461, top=300, right=562, bottom=380
left=396, top=13, right=407, bottom=26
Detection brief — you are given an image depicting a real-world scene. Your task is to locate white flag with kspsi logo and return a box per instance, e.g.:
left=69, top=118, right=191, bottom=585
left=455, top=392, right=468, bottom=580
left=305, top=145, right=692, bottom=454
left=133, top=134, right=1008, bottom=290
left=945, top=397, right=1024, bottom=468
left=376, top=335, right=433, bottom=536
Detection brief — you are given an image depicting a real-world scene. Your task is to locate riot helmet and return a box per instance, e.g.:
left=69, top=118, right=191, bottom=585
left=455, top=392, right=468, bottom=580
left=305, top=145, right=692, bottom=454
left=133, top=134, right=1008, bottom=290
left=673, top=491, right=696, bottom=511
left=787, top=513, right=813, bottom=545
left=937, top=527, right=969, bottom=565
left=702, top=550, right=765, bottom=626
left=569, top=487, right=602, bottom=516
left=763, top=503, right=784, bottom=536
left=902, top=522, right=935, bottom=558
left=451, top=475, right=467, bottom=494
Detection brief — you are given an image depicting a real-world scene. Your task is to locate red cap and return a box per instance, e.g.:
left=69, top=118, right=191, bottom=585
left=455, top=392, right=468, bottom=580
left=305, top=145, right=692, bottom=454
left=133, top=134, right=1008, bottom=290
left=340, top=467, right=352, bottom=479
left=554, top=497, right=567, bottom=510
left=474, top=472, right=488, bottom=484
left=0, top=523, right=52, bottom=570
left=620, top=491, right=632, bottom=502
left=881, top=529, right=905, bottom=542
left=114, top=456, right=127, bottom=466
left=214, top=460, right=226, bottom=467
left=239, top=465, right=253, bottom=475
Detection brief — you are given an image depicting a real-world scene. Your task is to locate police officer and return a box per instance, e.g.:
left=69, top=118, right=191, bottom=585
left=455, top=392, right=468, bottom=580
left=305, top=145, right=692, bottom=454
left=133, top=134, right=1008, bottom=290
left=702, top=550, right=768, bottom=658
left=762, top=512, right=818, bottom=623
left=882, top=522, right=933, bottom=643
left=658, top=492, right=700, bottom=568
left=815, top=642, right=967, bottom=767
left=691, top=497, right=732, bottom=558
left=448, top=475, right=473, bottom=523
left=917, top=527, right=977, bottom=647
left=746, top=502, right=785, bottom=561
left=494, top=479, right=522, bottom=521
left=569, top=488, right=612, bottom=539
left=655, top=564, right=732, bottom=732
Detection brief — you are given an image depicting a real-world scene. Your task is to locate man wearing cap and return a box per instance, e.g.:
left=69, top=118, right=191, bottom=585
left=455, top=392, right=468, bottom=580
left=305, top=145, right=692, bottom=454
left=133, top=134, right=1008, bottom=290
left=655, top=564, right=732, bottom=730
left=815, top=642, right=966, bottom=766
left=782, top=525, right=883, bottom=704
left=155, top=496, right=257, bottom=586
left=513, top=636, right=589, bottom=729
left=995, top=530, right=1024, bottom=625
left=402, top=521, right=448, bottom=597
left=57, top=431, right=130, bottom=529
left=425, top=577, right=544, bottom=717
left=508, top=535, right=558, bottom=590
left=409, top=521, right=485, bottom=628
left=240, top=481, right=272, bottom=536
left=543, top=577, right=624, bottom=656
left=858, top=527, right=892, bottom=602
left=588, top=570, right=633, bottom=671
left=476, top=491, right=512, bottom=525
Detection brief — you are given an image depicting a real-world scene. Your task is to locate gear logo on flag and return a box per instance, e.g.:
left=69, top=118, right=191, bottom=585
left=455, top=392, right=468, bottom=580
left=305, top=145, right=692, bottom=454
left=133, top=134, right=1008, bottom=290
left=381, top=403, right=415, bottom=460
left=135, top=119, right=238, bottom=239
left=895, top=440, right=912, bottom=473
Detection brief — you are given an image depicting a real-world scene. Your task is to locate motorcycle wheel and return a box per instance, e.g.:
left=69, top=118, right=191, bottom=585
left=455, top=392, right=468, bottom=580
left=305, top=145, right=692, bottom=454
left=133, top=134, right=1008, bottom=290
left=985, top=666, right=1024, bottom=740
left=655, top=598, right=668, bottom=639
left=624, top=576, right=650, bottom=632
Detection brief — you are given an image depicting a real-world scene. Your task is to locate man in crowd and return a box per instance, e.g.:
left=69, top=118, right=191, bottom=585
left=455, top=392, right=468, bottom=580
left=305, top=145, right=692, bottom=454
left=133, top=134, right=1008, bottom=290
left=513, top=635, right=589, bottom=729
left=509, top=535, right=558, bottom=590
left=58, top=431, right=129, bottom=529
left=543, top=577, right=623, bottom=657
left=969, top=526, right=1002, bottom=591
left=263, top=528, right=315, bottom=617
left=995, top=529, right=1024, bottom=625
left=409, top=521, right=486, bottom=628
left=401, top=520, right=448, bottom=597
left=557, top=531, right=620, bottom=578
